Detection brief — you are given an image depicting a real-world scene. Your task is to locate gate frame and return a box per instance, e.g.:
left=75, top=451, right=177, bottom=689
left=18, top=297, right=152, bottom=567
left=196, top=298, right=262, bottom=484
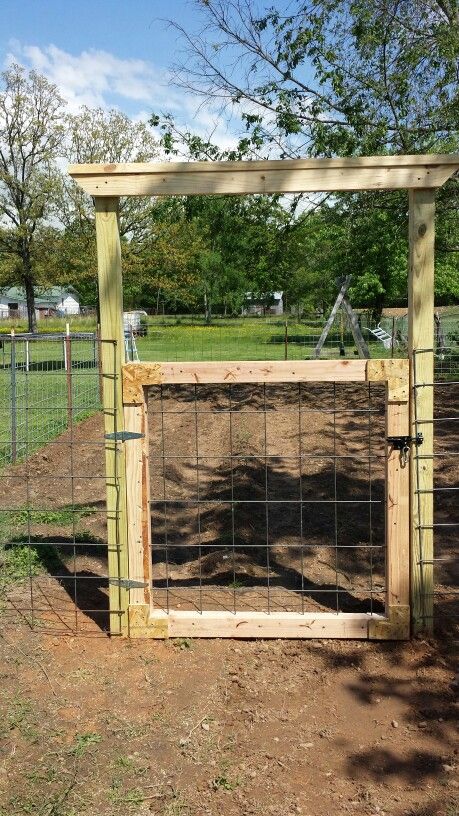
left=69, top=153, right=459, bottom=636
left=123, top=358, right=409, bottom=639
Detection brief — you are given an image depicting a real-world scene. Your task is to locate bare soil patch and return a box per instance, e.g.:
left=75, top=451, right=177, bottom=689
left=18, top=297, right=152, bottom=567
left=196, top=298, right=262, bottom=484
left=0, top=384, right=457, bottom=815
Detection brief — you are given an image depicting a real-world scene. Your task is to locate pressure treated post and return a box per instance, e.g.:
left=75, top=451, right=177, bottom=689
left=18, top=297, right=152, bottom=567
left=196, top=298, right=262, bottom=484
left=95, top=197, right=129, bottom=635
left=408, top=189, right=435, bottom=634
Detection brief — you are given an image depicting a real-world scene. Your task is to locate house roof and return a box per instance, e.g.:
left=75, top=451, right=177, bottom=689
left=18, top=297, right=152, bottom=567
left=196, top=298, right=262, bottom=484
left=0, top=286, right=79, bottom=306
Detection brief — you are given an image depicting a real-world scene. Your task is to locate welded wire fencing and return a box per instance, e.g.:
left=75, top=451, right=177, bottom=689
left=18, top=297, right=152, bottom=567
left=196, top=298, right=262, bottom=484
left=0, top=338, right=115, bottom=635
left=412, top=347, right=459, bottom=636
left=135, top=313, right=388, bottom=363
left=147, top=380, right=387, bottom=617
left=0, top=333, right=102, bottom=466
left=0, top=319, right=456, bottom=638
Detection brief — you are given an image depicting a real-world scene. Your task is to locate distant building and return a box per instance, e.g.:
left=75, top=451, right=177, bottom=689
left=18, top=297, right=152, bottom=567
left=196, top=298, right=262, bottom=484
left=242, top=291, right=284, bottom=316
left=0, top=286, right=80, bottom=320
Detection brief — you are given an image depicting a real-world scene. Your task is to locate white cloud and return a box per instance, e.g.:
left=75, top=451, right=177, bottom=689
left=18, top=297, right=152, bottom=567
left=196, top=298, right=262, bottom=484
left=4, top=40, right=241, bottom=151
left=6, top=42, right=167, bottom=111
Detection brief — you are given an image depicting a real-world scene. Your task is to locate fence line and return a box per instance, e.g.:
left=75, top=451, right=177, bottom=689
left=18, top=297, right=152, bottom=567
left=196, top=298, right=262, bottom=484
left=412, top=346, right=458, bottom=635
left=0, top=333, right=102, bottom=467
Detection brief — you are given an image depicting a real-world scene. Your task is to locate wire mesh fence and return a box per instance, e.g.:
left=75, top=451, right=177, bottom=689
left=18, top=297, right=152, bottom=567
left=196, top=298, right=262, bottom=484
left=0, top=336, right=110, bottom=635
left=0, top=333, right=102, bottom=466
left=136, top=314, right=381, bottom=362
left=0, top=319, right=457, bottom=637
left=412, top=348, right=459, bottom=637
left=147, top=380, right=387, bottom=617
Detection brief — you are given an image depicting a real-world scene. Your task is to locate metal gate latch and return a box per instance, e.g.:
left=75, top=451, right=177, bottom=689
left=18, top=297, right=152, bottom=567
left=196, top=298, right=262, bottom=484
left=387, top=433, right=423, bottom=466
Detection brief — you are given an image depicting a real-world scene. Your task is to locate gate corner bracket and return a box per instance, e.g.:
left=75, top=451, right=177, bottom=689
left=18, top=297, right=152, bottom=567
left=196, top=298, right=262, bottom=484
left=368, top=605, right=410, bottom=640
left=128, top=605, right=169, bottom=639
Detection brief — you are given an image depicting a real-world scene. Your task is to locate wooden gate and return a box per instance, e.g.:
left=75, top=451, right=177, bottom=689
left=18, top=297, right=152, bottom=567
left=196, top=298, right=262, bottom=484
left=122, top=358, right=409, bottom=639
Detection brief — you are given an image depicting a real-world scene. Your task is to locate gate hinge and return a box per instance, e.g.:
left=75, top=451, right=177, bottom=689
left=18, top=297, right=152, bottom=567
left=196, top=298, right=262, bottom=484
left=387, top=433, right=423, bottom=450
left=104, top=431, right=145, bottom=442
left=109, top=578, right=149, bottom=590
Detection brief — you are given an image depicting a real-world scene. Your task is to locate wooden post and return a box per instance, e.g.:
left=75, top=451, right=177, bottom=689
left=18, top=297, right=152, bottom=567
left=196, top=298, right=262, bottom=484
left=408, top=189, right=435, bottom=634
left=385, top=399, right=410, bottom=617
left=367, top=360, right=410, bottom=640
left=95, top=197, right=129, bottom=636
left=124, top=398, right=153, bottom=634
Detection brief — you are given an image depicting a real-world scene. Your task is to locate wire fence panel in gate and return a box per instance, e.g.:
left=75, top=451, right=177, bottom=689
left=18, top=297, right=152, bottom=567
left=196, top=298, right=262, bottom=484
left=122, top=359, right=410, bottom=639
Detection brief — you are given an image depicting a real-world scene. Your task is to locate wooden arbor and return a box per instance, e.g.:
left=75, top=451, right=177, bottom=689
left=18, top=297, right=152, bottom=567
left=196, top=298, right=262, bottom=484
left=69, top=154, right=459, bottom=638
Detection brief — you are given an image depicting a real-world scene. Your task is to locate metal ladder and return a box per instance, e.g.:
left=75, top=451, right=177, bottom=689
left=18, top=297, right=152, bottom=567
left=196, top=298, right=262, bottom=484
left=368, top=324, right=393, bottom=350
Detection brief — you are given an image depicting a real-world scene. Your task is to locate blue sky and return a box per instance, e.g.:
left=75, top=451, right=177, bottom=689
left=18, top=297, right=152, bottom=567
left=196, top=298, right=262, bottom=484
left=1, top=0, right=242, bottom=145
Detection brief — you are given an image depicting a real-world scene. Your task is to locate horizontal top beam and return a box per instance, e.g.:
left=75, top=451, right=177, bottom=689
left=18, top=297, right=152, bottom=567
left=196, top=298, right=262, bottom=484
left=122, top=358, right=409, bottom=404
left=68, top=154, right=459, bottom=196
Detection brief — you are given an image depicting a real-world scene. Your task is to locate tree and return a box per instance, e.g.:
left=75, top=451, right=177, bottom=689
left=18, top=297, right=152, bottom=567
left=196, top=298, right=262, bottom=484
left=160, top=1, right=459, bottom=307
left=0, top=64, right=66, bottom=331
left=167, top=0, right=459, bottom=157
left=63, top=106, right=159, bottom=242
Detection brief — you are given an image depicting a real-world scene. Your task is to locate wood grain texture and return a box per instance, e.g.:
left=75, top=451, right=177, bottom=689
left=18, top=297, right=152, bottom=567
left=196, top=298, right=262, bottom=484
left=69, top=154, right=459, bottom=175
left=124, top=404, right=152, bottom=608
left=366, top=359, right=410, bottom=402
left=69, top=155, right=459, bottom=197
left=69, top=162, right=457, bottom=197
left=129, top=605, right=168, bottom=638
left=95, top=197, right=129, bottom=635
left=122, top=359, right=368, bottom=404
left=386, top=399, right=410, bottom=615
left=128, top=610, right=381, bottom=639
left=366, top=358, right=409, bottom=382
left=408, top=189, right=435, bottom=634
left=368, top=605, right=410, bottom=640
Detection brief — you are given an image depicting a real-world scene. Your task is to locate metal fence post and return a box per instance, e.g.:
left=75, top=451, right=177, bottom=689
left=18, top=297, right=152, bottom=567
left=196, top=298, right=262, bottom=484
left=10, top=330, right=17, bottom=464
left=65, top=324, right=73, bottom=428
left=97, top=324, right=103, bottom=402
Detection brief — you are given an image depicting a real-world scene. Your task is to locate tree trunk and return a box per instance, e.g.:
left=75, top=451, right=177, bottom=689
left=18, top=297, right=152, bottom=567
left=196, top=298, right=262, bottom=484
left=22, top=247, right=37, bottom=333
left=204, top=290, right=212, bottom=325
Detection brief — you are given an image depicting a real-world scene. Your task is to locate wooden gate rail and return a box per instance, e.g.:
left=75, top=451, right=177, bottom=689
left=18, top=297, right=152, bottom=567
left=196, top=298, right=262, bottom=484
left=122, top=358, right=409, bottom=640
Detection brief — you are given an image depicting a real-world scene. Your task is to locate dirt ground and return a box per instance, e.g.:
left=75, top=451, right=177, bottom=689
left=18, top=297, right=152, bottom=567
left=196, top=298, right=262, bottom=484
left=0, top=625, right=457, bottom=816
left=0, top=384, right=457, bottom=815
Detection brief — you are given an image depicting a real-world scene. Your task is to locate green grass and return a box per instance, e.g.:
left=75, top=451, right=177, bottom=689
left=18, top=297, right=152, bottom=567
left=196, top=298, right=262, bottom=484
left=0, top=504, right=98, bottom=593
left=0, top=335, right=101, bottom=467
left=136, top=315, right=401, bottom=362
left=0, top=315, right=97, bottom=334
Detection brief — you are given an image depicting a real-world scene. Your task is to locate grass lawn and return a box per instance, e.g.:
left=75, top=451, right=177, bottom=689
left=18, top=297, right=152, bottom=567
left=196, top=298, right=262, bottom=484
left=0, top=336, right=101, bottom=467
left=136, top=316, right=399, bottom=361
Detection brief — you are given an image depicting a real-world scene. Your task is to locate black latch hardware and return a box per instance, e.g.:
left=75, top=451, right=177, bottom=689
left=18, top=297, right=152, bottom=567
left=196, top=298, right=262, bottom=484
left=387, top=433, right=423, bottom=466
left=387, top=433, right=423, bottom=450
left=104, top=431, right=145, bottom=442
